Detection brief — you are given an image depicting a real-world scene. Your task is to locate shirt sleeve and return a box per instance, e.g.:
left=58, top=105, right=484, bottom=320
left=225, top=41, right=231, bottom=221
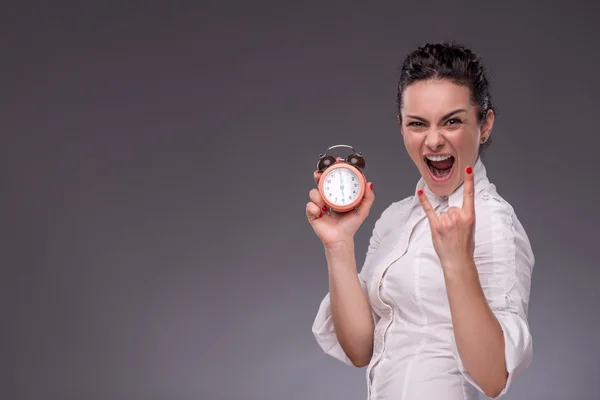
left=451, top=199, right=535, bottom=398
left=311, top=207, right=389, bottom=366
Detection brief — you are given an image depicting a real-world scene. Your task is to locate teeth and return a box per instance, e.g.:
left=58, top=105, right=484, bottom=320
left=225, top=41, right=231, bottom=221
left=425, top=155, right=453, bottom=162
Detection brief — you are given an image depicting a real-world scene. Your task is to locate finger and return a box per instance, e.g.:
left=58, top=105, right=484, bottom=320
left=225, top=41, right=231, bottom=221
left=462, top=166, right=475, bottom=214
left=306, top=202, right=324, bottom=221
left=309, top=188, right=329, bottom=213
left=439, top=212, right=452, bottom=229
left=417, top=188, right=437, bottom=224
left=356, top=181, right=375, bottom=215
left=313, top=170, right=323, bottom=186
left=438, top=211, right=448, bottom=225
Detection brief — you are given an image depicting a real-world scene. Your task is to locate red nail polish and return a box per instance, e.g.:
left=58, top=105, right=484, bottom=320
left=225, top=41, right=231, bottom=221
left=318, top=212, right=323, bottom=218
left=322, top=205, right=328, bottom=212
left=466, top=166, right=472, bottom=174
left=370, top=183, right=373, bottom=190
left=418, top=189, right=423, bottom=196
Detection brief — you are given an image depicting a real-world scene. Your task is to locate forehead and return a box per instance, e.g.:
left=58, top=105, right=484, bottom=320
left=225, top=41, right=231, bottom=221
left=402, top=79, right=472, bottom=115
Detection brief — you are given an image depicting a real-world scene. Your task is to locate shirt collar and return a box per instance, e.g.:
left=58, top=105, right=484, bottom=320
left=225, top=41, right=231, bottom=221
left=412, top=156, right=489, bottom=210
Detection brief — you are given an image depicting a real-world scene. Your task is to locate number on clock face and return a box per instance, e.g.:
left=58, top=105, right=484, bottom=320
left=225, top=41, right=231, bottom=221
left=323, top=167, right=361, bottom=205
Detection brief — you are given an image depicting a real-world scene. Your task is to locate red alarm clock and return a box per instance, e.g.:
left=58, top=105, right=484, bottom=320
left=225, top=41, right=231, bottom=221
left=316, top=144, right=367, bottom=214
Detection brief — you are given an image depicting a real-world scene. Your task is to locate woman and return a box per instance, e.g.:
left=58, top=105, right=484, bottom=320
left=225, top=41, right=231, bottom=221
left=306, top=42, right=534, bottom=400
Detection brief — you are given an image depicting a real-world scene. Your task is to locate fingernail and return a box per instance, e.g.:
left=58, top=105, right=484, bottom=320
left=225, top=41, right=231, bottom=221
left=322, top=205, right=328, bottom=212
left=369, top=183, right=373, bottom=190
left=417, top=189, right=423, bottom=196
left=466, top=166, right=472, bottom=174
left=318, top=212, right=323, bottom=218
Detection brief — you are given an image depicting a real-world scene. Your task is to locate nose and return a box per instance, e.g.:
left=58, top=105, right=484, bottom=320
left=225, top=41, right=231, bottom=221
left=424, top=129, right=444, bottom=150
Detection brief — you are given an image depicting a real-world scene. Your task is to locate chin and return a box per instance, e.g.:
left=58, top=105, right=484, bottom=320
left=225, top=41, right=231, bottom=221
left=424, top=180, right=455, bottom=197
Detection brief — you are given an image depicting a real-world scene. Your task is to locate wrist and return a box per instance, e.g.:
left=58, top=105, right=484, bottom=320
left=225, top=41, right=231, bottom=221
left=323, top=239, right=357, bottom=273
left=323, top=239, right=355, bottom=253
left=441, top=255, right=477, bottom=279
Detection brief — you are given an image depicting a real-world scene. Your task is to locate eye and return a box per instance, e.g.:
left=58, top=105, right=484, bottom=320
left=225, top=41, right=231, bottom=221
left=407, top=121, right=424, bottom=127
left=445, top=118, right=462, bottom=125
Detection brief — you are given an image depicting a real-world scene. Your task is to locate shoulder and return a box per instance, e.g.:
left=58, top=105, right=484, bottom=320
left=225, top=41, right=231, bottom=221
left=475, top=184, right=516, bottom=230
left=475, top=183, right=531, bottom=245
left=472, top=182, right=535, bottom=316
left=474, top=182, right=535, bottom=283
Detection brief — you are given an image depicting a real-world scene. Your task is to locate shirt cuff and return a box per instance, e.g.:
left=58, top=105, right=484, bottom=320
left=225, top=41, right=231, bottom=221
left=311, top=292, right=355, bottom=366
left=450, top=305, right=533, bottom=398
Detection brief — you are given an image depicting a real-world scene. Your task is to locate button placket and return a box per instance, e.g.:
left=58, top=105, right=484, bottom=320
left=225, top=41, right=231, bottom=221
left=366, top=223, right=414, bottom=390
left=366, top=239, right=405, bottom=394
left=366, top=208, right=431, bottom=397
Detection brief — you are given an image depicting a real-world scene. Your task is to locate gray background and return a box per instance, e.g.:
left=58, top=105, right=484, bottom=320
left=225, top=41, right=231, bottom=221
left=3, top=1, right=599, bottom=399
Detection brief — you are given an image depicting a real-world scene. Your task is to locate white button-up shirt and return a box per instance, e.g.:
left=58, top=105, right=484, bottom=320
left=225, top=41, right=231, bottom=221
left=312, top=157, right=534, bottom=399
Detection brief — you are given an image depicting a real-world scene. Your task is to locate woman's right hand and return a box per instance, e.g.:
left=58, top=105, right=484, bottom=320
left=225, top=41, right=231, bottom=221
left=306, top=170, right=375, bottom=247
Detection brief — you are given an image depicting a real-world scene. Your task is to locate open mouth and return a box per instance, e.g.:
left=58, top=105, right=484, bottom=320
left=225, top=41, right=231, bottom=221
left=425, top=155, right=455, bottom=181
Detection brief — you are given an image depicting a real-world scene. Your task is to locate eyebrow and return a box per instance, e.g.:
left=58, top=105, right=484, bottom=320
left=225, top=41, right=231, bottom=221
left=405, top=109, right=467, bottom=123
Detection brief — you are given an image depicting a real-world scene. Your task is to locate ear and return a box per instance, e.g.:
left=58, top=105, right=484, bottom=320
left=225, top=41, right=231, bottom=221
left=480, top=109, right=494, bottom=143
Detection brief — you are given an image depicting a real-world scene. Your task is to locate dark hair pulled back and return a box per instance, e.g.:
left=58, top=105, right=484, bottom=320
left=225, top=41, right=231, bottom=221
left=396, top=42, right=494, bottom=152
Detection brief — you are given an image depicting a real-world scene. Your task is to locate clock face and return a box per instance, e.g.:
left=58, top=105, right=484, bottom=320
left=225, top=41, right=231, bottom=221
left=322, top=167, right=362, bottom=206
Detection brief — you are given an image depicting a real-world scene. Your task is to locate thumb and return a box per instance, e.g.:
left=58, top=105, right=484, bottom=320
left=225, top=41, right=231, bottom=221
left=357, top=181, right=375, bottom=214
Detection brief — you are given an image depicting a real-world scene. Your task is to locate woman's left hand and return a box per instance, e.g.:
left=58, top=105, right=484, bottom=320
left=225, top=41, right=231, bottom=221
left=418, top=166, right=476, bottom=270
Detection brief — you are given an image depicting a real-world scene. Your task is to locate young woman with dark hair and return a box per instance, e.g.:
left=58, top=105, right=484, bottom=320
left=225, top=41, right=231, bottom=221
left=306, top=42, right=534, bottom=399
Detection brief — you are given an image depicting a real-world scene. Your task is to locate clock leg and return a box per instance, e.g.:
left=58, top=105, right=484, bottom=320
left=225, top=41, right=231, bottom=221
left=354, top=206, right=360, bottom=214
